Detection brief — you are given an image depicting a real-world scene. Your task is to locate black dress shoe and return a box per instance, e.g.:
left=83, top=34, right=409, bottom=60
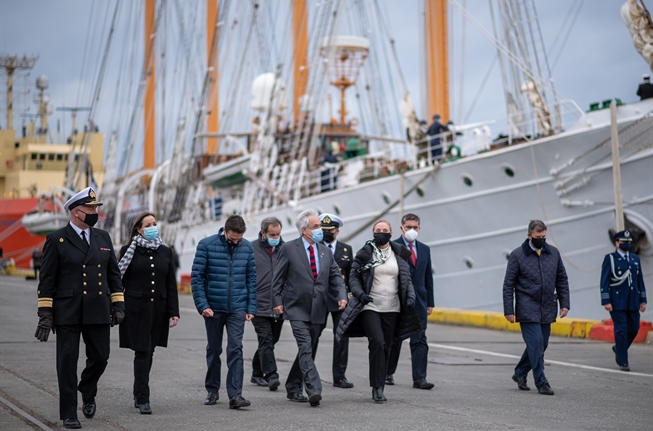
left=268, top=378, right=281, bottom=391
left=512, top=374, right=530, bottom=391
left=413, top=379, right=434, bottom=390
left=82, top=400, right=96, bottom=419
left=619, top=364, right=631, bottom=372
left=333, top=378, right=354, bottom=388
left=138, top=402, right=152, bottom=414
left=612, top=345, right=619, bottom=365
left=537, top=383, right=555, bottom=395
left=204, top=392, right=219, bottom=405
left=250, top=376, right=268, bottom=387
left=372, top=387, right=387, bottom=402
left=229, top=394, right=251, bottom=409
left=286, top=392, right=308, bottom=402
left=308, top=393, right=322, bottom=407
left=385, top=375, right=395, bottom=385
left=63, top=418, right=82, bottom=429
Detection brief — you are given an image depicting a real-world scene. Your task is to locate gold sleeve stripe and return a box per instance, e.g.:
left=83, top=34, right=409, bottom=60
left=38, top=298, right=53, bottom=308
left=110, top=292, right=125, bottom=303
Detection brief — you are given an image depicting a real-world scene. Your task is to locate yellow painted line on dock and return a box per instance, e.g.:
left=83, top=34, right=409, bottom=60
left=427, top=307, right=602, bottom=339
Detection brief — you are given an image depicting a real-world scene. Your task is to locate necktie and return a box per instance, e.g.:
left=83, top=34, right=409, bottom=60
left=328, top=244, right=333, bottom=250
left=80, top=231, right=89, bottom=248
left=309, top=245, right=318, bottom=281
left=269, top=246, right=274, bottom=256
left=625, top=253, right=629, bottom=262
left=409, top=243, right=417, bottom=266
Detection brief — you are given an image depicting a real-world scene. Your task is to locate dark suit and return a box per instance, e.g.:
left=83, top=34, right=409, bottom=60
left=319, top=240, right=353, bottom=381
left=271, top=237, right=346, bottom=396
left=600, top=251, right=647, bottom=366
left=387, top=237, right=434, bottom=381
left=37, top=223, right=123, bottom=419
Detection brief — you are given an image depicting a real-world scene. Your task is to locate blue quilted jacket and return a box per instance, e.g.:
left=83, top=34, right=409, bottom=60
left=191, top=228, right=257, bottom=315
left=502, top=239, right=570, bottom=323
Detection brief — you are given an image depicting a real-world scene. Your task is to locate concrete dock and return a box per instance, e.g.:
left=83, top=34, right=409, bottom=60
left=1, top=275, right=651, bottom=431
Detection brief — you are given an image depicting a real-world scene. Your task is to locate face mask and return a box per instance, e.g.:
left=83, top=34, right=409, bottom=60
left=403, top=229, right=418, bottom=242
left=323, top=231, right=335, bottom=243
left=306, top=228, right=323, bottom=243
left=143, top=226, right=158, bottom=241
left=267, top=237, right=280, bottom=247
left=373, top=232, right=392, bottom=246
left=80, top=211, right=98, bottom=227
left=618, top=242, right=631, bottom=252
left=531, top=237, right=546, bottom=249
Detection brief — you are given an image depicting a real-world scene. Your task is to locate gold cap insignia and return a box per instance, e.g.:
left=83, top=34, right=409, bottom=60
left=323, top=216, right=332, bottom=224
left=89, top=189, right=96, bottom=199
left=59, top=238, right=64, bottom=242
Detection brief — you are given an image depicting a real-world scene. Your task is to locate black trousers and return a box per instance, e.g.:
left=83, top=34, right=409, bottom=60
left=285, top=321, right=323, bottom=396
left=317, top=310, right=350, bottom=381
left=56, top=324, right=110, bottom=420
left=387, top=315, right=429, bottom=381
left=251, top=316, right=284, bottom=380
left=359, top=310, right=400, bottom=387
left=133, top=347, right=156, bottom=404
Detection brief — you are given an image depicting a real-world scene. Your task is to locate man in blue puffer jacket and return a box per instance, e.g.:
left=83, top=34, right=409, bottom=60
left=192, top=215, right=257, bottom=409
left=503, top=220, right=570, bottom=396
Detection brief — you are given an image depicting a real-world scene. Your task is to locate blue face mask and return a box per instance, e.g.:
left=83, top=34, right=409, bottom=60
left=619, top=242, right=631, bottom=252
left=267, top=237, right=280, bottom=247
left=143, top=226, right=158, bottom=241
left=310, top=228, right=323, bottom=243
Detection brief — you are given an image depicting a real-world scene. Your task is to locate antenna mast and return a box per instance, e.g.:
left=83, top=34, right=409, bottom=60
left=0, top=55, right=37, bottom=131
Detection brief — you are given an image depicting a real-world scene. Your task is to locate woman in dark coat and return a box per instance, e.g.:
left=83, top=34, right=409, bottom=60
left=335, top=219, right=421, bottom=402
left=118, top=212, right=180, bottom=414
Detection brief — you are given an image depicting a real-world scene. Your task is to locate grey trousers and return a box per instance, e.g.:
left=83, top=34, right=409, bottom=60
left=285, top=320, right=323, bottom=396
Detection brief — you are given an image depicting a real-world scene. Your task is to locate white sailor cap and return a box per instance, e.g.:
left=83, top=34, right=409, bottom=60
left=64, top=187, right=103, bottom=211
left=319, top=213, right=344, bottom=230
left=643, top=74, right=651, bottom=80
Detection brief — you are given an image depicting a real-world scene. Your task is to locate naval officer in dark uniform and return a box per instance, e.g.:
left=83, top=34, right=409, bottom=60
left=318, top=213, right=354, bottom=388
left=600, top=230, right=647, bottom=371
left=35, top=187, right=124, bottom=429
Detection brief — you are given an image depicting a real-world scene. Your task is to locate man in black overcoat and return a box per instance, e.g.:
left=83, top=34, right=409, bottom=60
left=35, top=187, right=124, bottom=429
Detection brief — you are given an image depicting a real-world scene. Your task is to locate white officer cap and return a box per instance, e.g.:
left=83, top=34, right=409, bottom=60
left=319, top=213, right=344, bottom=230
left=643, top=74, right=651, bottom=80
left=64, top=187, right=103, bottom=211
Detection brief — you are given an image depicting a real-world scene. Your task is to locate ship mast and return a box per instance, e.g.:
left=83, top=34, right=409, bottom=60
left=424, top=0, right=449, bottom=123
left=144, top=0, right=156, bottom=171
left=0, top=55, right=37, bottom=131
left=292, top=0, right=308, bottom=126
left=206, top=0, right=219, bottom=154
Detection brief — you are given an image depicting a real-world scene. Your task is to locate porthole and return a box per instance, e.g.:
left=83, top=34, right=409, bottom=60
left=463, top=256, right=474, bottom=269
left=416, top=186, right=425, bottom=198
left=286, top=216, right=293, bottom=226
left=191, top=236, right=197, bottom=247
left=503, top=249, right=512, bottom=261
left=316, top=207, right=323, bottom=215
left=462, top=175, right=473, bottom=187
left=382, top=192, right=391, bottom=205
left=501, top=163, right=516, bottom=178
left=333, top=203, right=341, bottom=215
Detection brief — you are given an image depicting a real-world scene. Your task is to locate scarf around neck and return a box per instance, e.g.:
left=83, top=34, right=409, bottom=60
left=118, top=234, right=167, bottom=278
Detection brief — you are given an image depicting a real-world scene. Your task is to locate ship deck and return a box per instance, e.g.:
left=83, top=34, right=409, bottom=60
left=1, top=275, right=651, bottom=431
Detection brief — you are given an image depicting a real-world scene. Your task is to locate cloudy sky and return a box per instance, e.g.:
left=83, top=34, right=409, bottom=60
left=0, top=0, right=650, bottom=154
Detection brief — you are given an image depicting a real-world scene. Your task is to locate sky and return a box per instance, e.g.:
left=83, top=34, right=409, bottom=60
left=0, top=0, right=650, bottom=157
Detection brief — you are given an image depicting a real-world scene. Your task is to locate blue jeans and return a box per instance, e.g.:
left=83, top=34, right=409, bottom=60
left=204, top=310, right=246, bottom=398
left=515, top=322, right=550, bottom=389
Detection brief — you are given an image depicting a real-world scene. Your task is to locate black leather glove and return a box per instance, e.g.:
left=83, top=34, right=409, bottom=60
left=111, top=307, right=125, bottom=327
left=359, top=294, right=374, bottom=305
left=406, top=297, right=415, bottom=309
left=35, top=311, right=54, bottom=342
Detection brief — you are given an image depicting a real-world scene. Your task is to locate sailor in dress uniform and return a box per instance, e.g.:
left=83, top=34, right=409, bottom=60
left=600, top=230, right=647, bottom=371
left=35, top=187, right=124, bottom=429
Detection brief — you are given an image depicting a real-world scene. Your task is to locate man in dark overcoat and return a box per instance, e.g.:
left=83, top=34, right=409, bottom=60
left=35, top=187, right=124, bottom=429
left=503, top=220, right=569, bottom=396
left=600, top=229, right=647, bottom=371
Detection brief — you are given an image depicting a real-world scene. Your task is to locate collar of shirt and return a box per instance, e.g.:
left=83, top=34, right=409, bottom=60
left=528, top=241, right=538, bottom=252
left=69, top=222, right=90, bottom=243
left=617, top=249, right=628, bottom=259
left=403, top=237, right=417, bottom=255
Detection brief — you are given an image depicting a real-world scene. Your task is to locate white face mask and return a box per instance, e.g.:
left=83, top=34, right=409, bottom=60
left=404, top=229, right=418, bottom=242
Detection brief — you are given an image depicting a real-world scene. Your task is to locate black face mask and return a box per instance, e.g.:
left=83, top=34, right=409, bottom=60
left=323, top=231, right=335, bottom=243
left=80, top=212, right=98, bottom=227
left=531, top=237, right=546, bottom=249
left=373, top=232, right=392, bottom=246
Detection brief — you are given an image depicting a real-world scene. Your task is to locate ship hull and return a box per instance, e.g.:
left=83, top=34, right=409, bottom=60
left=174, top=101, right=653, bottom=322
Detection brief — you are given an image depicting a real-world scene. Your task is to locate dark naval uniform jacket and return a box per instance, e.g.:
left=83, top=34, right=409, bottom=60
left=37, top=224, right=124, bottom=324
left=325, top=240, right=353, bottom=312
left=600, top=251, right=647, bottom=310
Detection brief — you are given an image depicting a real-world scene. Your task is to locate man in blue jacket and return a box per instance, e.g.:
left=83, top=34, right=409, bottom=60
left=192, top=215, right=257, bottom=409
left=503, top=220, right=569, bottom=396
left=600, top=230, right=647, bottom=372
